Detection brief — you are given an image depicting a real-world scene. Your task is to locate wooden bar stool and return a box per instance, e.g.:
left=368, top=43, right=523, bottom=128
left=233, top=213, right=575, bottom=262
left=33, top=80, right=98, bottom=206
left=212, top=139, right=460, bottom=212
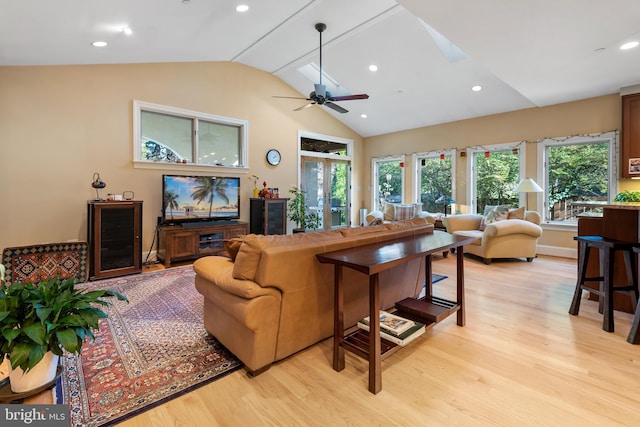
left=569, top=235, right=639, bottom=333
left=628, top=246, right=640, bottom=344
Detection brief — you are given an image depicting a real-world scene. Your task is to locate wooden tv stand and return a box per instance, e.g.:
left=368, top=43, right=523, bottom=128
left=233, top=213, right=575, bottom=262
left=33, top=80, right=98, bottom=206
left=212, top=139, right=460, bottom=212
left=157, top=221, right=248, bottom=267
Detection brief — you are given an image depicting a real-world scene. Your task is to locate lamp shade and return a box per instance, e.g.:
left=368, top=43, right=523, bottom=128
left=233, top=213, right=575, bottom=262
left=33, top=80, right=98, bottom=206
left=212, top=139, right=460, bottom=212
left=515, top=178, right=542, bottom=193
left=435, top=195, right=455, bottom=204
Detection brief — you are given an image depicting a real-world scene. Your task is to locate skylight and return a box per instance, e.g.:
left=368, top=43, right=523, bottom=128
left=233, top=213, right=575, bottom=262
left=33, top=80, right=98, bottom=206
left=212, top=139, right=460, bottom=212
left=297, top=63, right=352, bottom=97
left=418, top=19, right=469, bottom=63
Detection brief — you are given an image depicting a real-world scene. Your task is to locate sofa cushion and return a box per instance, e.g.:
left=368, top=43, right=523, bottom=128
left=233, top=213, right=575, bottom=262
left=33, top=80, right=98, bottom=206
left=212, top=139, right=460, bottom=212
left=340, top=224, right=388, bottom=237
left=452, top=229, right=483, bottom=246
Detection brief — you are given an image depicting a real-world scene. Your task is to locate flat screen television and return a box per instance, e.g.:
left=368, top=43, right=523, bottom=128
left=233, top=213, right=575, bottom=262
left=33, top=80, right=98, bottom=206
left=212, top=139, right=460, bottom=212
left=162, top=174, right=240, bottom=225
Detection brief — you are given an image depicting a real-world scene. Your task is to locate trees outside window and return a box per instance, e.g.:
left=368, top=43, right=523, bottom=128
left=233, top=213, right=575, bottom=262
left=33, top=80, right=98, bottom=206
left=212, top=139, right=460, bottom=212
left=469, top=144, right=523, bottom=214
left=414, top=151, right=454, bottom=214
left=539, top=132, right=615, bottom=222
left=372, top=157, right=404, bottom=211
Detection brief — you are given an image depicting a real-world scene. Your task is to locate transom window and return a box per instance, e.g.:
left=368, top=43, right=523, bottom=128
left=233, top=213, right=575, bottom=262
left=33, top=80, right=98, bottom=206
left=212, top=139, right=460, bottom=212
left=133, top=100, right=248, bottom=169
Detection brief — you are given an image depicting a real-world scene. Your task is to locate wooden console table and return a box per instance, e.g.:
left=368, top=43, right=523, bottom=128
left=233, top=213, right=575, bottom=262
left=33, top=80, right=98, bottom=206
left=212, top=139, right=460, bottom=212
left=316, top=231, right=475, bottom=394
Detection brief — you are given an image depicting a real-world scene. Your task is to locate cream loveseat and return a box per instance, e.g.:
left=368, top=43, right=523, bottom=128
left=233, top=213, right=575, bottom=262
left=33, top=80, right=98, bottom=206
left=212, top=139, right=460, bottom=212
left=193, top=218, right=434, bottom=374
left=442, top=208, right=542, bottom=264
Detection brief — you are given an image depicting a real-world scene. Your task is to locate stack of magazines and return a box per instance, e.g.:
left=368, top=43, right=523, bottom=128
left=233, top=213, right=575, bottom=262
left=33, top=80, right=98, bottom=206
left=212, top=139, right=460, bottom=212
left=357, top=310, right=425, bottom=346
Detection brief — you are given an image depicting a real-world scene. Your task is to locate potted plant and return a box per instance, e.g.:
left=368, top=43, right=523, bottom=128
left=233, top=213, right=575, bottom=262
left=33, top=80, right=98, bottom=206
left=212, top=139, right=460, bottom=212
left=0, top=276, right=127, bottom=392
left=288, top=186, right=321, bottom=232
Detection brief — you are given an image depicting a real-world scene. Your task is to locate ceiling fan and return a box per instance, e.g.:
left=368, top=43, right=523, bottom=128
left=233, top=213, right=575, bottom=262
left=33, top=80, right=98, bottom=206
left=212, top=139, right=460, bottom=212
left=275, top=23, right=369, bottom=114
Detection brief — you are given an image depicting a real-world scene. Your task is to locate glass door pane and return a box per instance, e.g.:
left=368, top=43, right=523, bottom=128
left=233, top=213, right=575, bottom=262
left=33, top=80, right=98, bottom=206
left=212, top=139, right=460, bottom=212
left=302, top=156, right=350, bottom=230
left=302, top=158, right=325, bottom=229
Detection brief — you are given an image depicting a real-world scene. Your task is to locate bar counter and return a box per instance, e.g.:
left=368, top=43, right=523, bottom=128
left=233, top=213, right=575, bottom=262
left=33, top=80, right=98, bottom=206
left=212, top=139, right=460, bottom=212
left=577, top=202, right=640, bottom=313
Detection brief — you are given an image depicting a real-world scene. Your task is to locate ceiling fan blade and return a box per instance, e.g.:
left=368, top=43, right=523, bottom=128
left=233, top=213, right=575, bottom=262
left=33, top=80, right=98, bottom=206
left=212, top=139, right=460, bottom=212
left=294, top=103, right=314, bottom=112
left=314, top=84, right=326, bottom=98
left=273, top=95, right=310, bottom=100
left=324, top=102, right=348, bottom=114
left=328, top=94, right=369, bottom=102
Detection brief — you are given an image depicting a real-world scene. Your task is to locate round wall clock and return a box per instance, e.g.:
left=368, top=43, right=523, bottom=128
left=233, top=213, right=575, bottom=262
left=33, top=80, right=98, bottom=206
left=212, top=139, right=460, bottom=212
left=266, top=149, right=281, bottom=166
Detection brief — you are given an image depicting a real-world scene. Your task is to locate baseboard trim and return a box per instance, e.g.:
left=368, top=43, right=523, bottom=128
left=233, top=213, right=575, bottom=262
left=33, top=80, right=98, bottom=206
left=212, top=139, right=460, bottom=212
left=537, top=244, right=576, bottom=259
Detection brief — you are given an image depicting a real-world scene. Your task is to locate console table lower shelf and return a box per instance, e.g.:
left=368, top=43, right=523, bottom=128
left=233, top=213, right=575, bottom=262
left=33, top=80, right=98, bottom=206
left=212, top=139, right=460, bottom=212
left=341, top=296, right=460, bottom=361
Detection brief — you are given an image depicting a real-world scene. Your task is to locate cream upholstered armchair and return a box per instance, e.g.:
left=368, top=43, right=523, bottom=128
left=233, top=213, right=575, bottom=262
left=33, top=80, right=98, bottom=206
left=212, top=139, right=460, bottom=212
left=442, top=208, right=542, bottom=264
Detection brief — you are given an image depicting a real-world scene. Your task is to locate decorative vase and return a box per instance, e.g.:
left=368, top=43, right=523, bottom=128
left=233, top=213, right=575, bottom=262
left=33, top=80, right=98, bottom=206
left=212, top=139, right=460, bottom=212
left=253, top=187, right=260, bottom=198
left=9, top=351, right=59, bottom=393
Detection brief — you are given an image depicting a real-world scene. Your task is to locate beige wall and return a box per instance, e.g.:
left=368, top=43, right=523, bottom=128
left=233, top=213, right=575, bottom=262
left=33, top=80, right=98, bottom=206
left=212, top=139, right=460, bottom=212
left=0, top=62, right=363, bottom=252
left=363, top=94, right=640, bottom=252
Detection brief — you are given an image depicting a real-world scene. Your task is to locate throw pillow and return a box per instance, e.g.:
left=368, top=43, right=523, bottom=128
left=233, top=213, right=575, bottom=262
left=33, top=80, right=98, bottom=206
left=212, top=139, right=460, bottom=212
left=365, top=211, right=384, bottom=226
left=383, top=202, right=396, bottom=221
left=482, top=205, right=510, bottom=227
left=393, top=204, right=417, bottom=221
left=223, top=236, right=245, bottom=261
left=507, top=206, right=525, bottom=220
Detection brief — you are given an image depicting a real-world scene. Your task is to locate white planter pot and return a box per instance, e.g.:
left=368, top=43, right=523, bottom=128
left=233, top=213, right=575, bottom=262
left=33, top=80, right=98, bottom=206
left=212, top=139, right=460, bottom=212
left=9, top=352, right=59, bottom=393
left=0, top=354, right=10, bottom=382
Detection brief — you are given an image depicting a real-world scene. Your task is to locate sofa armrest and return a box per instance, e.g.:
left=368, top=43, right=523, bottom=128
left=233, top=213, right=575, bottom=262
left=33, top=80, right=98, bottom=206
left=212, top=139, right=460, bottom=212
left=442, top=214, right=483, bottom=233
left=483, top=219, right=543, bottom=238
left=193, top=257, right=280, bottom=300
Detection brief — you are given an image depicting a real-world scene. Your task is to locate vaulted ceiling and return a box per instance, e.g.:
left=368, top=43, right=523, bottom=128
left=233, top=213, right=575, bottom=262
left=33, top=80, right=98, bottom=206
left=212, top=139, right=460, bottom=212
left=2, top=0, right=639, bottom=137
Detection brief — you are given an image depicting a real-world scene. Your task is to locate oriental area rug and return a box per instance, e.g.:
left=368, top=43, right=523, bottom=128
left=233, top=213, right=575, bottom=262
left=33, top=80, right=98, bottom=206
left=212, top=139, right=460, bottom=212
left=57, top=266, right=242, bottom=427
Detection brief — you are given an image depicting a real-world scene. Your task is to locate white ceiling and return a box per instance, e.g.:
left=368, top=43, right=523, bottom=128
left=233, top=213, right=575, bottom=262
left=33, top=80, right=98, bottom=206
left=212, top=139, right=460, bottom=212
left=2, top=0, right=639, bottom=137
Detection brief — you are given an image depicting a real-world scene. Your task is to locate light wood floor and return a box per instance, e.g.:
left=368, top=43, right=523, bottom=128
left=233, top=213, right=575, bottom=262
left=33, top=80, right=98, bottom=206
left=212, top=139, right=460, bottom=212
left=58, top=255, right=640, bottom=425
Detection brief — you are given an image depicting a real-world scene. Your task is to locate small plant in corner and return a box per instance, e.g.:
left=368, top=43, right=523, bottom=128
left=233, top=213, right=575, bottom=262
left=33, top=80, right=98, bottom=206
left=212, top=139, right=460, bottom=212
left=288, top=186, right=320, bottom=232
left=0, top=276, right=128, bottom=374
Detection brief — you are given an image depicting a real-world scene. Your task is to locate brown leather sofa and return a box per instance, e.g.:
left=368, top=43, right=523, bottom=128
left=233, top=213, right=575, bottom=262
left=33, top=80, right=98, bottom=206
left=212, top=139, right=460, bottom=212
left=193, top=218, right=434, bottom=374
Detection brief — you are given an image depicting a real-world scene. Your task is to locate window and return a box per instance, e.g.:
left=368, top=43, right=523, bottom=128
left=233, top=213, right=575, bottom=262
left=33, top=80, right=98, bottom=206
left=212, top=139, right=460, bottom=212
left=372, top=156, right=404, bottom=211
left=468, top=143, right=524, bottom=214
left=133, top=100, right=248, bottom=170
left=413, top=150, right=455, bottom=214
left=537, top=132, right=617, bottom=223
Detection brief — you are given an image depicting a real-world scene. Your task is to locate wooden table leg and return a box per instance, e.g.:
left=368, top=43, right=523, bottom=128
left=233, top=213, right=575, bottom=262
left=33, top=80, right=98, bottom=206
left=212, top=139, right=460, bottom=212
left=456, top=245, right=466, bottom=326
left=333, top=265, right=345, bottom=372
left=369, top=273, right=381, bottom=394
left=424, top=254, right=433, bottom=298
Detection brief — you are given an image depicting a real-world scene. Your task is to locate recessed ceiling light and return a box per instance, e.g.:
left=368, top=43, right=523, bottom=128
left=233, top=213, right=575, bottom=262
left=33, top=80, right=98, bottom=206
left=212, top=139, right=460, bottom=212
left=122, top=27, right=132, bottom=35
left=368, top=65, right=378, bottom=72
left=472, top=85, right=482, bottom=92
left=91, top=41, right=107, bottom=47
left=236, top=5, right=249, bottom=12
left=620, top=41, right=639, bottom=50
left=361, top=114, right=368, bottom=118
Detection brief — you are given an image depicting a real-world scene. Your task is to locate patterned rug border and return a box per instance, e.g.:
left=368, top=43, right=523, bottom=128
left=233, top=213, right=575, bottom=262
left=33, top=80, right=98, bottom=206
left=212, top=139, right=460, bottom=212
left=56, top=266, right=242, bottom=426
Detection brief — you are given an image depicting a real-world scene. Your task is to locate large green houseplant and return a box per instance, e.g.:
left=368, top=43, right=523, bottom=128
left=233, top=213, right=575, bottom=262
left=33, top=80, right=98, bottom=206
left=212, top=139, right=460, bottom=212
left=288, top=186, right=320, bottom=232
left=0, top=276, right=127, bottom=391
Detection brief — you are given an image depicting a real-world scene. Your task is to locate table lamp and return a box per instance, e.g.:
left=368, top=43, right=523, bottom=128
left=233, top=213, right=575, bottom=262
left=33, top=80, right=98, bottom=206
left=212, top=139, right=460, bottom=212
left=435, top=195, right=455, bottom=216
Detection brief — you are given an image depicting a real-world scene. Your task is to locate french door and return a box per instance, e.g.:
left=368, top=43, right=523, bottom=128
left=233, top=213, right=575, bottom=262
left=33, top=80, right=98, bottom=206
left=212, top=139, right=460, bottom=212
left=301, top=156, right=350, bottom=230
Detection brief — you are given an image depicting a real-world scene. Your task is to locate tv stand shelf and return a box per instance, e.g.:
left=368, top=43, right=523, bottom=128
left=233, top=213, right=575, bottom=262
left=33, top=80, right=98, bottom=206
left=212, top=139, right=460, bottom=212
left=157, top=221, right=247, bottom=267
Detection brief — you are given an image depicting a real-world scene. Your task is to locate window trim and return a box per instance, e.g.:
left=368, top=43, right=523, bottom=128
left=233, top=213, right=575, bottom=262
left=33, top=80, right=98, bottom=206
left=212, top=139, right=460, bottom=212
left=411, top=149, right=456, bottom=207
left=132, top=100, right=249, bottom=172
left=466, top=142, right=526, bottom=214
left=536, top=131, right=618, bottom=224
left=371, top=155, right=405, bottom=211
